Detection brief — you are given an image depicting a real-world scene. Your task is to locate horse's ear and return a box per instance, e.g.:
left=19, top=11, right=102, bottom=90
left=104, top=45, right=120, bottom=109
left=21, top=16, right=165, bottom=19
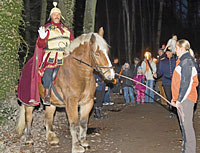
left=98, top=27, right=104, bottom=37
left=90, top=34, right=96, bottom=51
left=90, top=34, right=96, bottom=44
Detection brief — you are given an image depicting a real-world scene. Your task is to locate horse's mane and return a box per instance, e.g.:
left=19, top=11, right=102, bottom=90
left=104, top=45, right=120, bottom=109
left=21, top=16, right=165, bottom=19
left=64, top=33, right=109, bottom=55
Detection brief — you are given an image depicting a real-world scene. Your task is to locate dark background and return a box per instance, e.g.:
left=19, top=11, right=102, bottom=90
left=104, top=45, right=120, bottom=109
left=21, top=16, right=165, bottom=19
left=21, top=0, right=200, bottom=65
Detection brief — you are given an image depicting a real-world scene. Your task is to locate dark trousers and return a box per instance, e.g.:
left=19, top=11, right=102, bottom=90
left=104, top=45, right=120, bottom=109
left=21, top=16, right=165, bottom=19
left=42, top=67, right=59, bottom=89
left=112, top=79, right=119, bottom=93
left=94, top=89, right=105, bottom=108
left=163, top=85, right=172, bottom=101
left=163, top=85, right=176, bottom=113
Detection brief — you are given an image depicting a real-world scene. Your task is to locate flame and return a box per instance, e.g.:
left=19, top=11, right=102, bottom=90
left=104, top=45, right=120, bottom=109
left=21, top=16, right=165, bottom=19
left=144, top=51, right=151, bottom=60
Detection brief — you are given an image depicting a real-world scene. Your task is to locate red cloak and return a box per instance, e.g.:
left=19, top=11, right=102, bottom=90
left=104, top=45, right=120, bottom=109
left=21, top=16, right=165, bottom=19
left=17, top=42, right=44, bottom=106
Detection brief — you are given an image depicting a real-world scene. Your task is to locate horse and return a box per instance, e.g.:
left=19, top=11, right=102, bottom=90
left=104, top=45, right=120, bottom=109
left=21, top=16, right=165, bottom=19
left=16, top=27, right=115, bottom=153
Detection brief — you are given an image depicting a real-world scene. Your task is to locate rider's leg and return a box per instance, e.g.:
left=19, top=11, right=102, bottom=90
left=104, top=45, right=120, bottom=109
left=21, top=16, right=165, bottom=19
left=42, top=67, right=60, bottom=105
left=42, top=68, right=53, bottom=105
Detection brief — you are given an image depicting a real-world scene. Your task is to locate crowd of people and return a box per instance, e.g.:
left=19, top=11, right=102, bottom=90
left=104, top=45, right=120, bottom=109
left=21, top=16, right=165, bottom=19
left=94, top=36, right=178, bottom=115
left=93, top=35, right=199, bottom=153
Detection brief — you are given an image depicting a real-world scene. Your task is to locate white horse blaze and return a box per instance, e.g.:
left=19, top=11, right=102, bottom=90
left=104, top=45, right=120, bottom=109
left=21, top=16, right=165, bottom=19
left=102, top=49, right=115, bottom=79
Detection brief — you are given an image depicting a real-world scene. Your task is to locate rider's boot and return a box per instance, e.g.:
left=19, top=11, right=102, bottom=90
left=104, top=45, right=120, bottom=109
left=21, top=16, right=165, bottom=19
left=43, top=88, right=51, bottom=106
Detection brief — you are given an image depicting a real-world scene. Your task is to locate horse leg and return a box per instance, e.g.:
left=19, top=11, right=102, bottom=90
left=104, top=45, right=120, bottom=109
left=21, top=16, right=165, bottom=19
left=16, top=105, right=26, bottom=137
left=45, top=105, right=59, bottom=145
left=24, top=105, right=34, bottom=144
left=79, top=100, right=94, bottom=148
left=65, top=102, right=85, bottom=153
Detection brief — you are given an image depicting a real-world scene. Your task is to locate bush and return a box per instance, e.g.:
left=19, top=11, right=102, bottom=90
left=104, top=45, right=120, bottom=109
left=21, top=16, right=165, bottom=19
left=0, top=0, right=24, bottom=102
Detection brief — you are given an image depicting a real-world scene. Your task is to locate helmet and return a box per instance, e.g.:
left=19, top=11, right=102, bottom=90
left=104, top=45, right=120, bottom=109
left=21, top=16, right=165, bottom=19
left=50, top=2, right=61, bottom=15
left=50, top=2, right=65, bottom=20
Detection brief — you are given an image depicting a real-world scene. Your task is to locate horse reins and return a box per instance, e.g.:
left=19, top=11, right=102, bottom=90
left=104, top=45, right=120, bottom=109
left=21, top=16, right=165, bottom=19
left=69, top=50, right=113, bottom=76
left=69, top=55, right=96, bottom=69
left=89, top=50, right=113, bottom=75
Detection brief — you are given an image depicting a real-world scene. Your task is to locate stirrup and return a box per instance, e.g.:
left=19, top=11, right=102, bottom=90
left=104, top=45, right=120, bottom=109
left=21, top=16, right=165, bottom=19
left=43, top=95, right=51, bottom=106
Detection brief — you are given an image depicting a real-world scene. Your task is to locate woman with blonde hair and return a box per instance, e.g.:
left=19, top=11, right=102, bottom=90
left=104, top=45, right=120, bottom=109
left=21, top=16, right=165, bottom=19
left=171, top=39, right=198, bottom=153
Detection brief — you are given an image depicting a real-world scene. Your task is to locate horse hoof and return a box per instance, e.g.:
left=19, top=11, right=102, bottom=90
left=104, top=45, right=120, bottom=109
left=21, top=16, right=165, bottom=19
left=25, top=138, right=34, bottom=145
left=72, top=145, right=85, bottom=153
left=24, top=134, right=34, bottom=145
left=47, top=132, right=59, bottom=146
left=49, top=137, right=59, bottom=146
left=84, top=146, right=90, bottom=151
left=80, top=140, right=89, bottom=148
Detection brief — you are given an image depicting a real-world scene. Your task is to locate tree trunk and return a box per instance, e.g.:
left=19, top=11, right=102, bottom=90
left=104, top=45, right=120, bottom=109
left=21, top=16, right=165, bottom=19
left=123, top=0, right=131, bottom=64
left=24, top=0, right=31, bottom=46
left=155, top=0, right=164, bottom=52
left=139, top=1, right=145, bottom=55
left=179, top=0, right=182, bottom=24
left=117, top=10, right=121, bottom=61
left=105, top=0, right=110, bottom=44
left=83, top=0, right=97, bottom=33
left=152, top=0, right=155, bottom=52
left=40, top=0, right=47, bottom=26
left=147, top=0, right=152, bottom=49
left=131, top=0, right=136, bottom=57
left=58, top=0, right=76, bottom=31
left=122, top=6, right=127, bottom=61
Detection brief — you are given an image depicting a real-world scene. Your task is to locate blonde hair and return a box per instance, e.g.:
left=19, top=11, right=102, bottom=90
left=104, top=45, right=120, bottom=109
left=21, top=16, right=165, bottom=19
left=177, top=39, right=194, bottom=58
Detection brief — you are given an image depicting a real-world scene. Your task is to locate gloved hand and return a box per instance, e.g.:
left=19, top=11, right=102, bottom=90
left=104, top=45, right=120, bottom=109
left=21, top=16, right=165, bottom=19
left=38, top=26, right=47, bottom=39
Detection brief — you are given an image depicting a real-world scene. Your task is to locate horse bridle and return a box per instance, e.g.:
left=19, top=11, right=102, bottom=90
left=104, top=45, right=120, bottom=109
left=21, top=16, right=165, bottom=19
left=69, top=49, right=113, bottom=76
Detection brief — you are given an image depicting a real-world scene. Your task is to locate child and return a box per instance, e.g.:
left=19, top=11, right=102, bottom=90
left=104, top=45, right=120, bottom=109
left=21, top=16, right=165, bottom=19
left=94, top=73, right=107, bottom=119
left=133, top=66, right=146, bottom=104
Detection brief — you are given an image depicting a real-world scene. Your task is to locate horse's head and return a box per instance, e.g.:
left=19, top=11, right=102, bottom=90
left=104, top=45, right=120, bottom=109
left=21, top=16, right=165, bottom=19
left=89, top=27, right=115, bottom=80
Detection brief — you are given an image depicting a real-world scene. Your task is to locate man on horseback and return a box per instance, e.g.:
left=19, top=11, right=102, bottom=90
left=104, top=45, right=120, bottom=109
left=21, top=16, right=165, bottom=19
left=17, top=2, right=74, bottom=106
left=37, top=2, right=74, bottom=105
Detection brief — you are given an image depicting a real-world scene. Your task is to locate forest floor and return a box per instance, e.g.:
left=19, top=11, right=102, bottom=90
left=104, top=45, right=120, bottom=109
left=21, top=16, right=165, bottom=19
left=1, top=93, right=200, bottom=153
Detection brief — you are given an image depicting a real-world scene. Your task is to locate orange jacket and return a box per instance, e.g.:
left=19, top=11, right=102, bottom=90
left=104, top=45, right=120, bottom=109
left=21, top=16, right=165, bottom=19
left=171, top=52, right=198, bottom=103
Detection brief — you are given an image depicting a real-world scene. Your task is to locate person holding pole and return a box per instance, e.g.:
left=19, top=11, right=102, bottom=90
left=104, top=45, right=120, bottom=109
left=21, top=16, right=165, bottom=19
left=171, top=39, right=198, bottom=153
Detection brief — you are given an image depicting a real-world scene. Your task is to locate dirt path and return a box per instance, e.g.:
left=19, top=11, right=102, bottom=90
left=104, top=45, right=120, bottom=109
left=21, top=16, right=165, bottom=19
left=47, top=94, right=200, bottom=153
left=1, top=94, right=199, bottom=153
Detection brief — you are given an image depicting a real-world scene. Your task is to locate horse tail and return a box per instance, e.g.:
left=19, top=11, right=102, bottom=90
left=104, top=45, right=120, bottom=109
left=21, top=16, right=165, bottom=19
left=16, top=104, right=25, bottom=137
